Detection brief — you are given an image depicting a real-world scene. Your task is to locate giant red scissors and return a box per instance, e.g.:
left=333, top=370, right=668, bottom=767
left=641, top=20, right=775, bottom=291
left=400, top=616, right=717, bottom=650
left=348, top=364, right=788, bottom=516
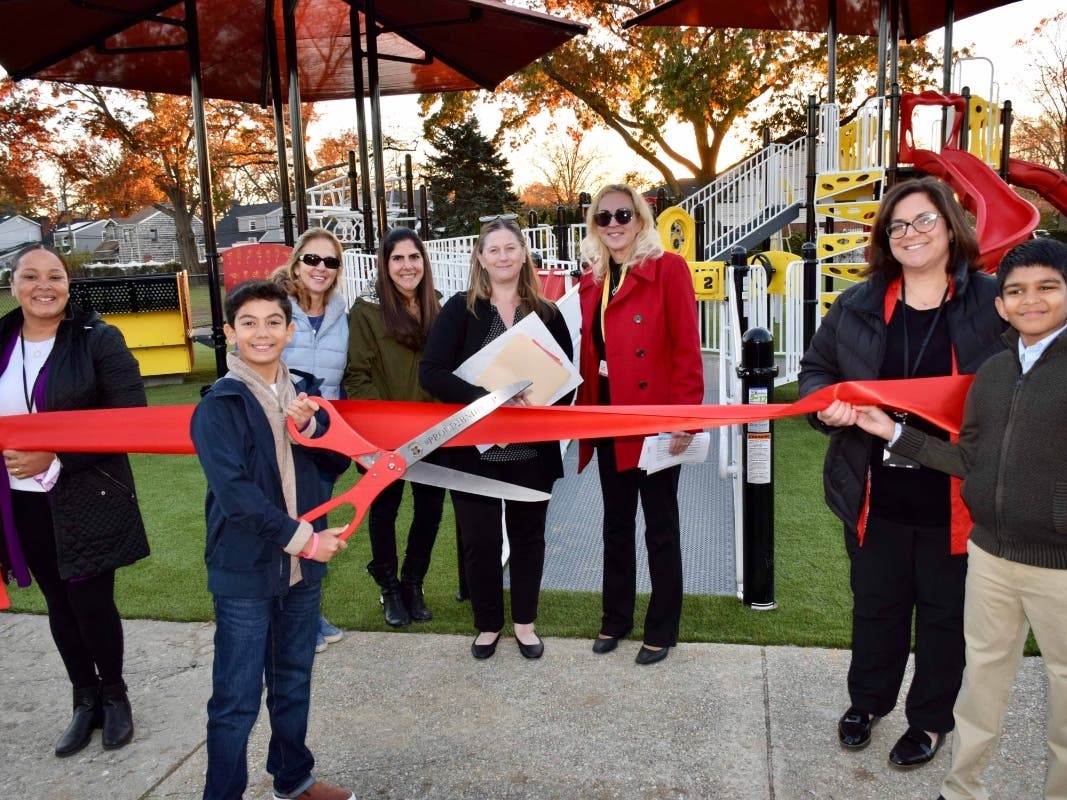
left=287, top=379, right=548, bottom=540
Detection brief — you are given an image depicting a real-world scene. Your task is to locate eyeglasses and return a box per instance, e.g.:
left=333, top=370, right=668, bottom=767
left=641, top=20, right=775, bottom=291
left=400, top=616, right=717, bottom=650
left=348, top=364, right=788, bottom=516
left=593, top=208, right=634, bottom=227
left=478, top=213, right=519, bottom=224
left=885, top=212, right=941, bottom=239
left=300, top=253, right=341, bottom=269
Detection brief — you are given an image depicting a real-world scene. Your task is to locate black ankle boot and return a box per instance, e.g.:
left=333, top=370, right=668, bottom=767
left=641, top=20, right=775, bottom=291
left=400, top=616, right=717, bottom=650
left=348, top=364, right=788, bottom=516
left=400, top=557, right=432, bottom=621
left=55, top=685, right=101, bottom=757
left=100, top=683, right=133, bottom=750
left=367, top=562, right=410, bottom=627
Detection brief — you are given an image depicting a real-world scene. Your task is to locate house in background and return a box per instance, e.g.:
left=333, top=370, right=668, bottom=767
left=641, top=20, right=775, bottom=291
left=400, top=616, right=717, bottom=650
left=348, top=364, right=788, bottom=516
left=53, top=219, right=121, bottom=263
left=215, top=202, right=295, bottom=250
left=116, top=205, right=204, bottom=263
left=0, top=214, right=43, bottom=261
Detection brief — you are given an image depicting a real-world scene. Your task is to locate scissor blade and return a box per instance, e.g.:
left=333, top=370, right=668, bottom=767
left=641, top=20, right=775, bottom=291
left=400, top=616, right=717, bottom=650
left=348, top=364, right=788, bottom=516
left=395, top=379, right=532, bottom=465
left=404, top=462, right=550, bottom=502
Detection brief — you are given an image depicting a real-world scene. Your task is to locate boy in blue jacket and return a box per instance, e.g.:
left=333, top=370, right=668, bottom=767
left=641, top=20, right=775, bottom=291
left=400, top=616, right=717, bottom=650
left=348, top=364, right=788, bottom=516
left=191, top=280, right=353, bottom=800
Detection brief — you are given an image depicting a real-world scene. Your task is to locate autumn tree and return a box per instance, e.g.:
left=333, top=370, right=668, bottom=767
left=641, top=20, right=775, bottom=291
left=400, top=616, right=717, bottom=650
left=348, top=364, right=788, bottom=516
left=529, top=129, right=606, bottom=206
left=425, top=2, right=936, bottom=193
left=1011, top=13, right=1067, bottom=178
left=423, top=117, right=517, bottom=237
left=0, top=78, right=56, bottom=214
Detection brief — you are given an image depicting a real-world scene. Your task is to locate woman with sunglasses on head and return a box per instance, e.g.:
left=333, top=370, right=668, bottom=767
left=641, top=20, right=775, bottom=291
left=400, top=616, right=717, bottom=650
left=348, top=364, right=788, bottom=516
left=576, top=184, right=704, bottom=666
left=799, top=176, right=1006, bottom=769
left=420, top=217, right=573, bottom=661
left=343, top=227, right=444, bottom=628
left=271, top=227, right=349, bottom=653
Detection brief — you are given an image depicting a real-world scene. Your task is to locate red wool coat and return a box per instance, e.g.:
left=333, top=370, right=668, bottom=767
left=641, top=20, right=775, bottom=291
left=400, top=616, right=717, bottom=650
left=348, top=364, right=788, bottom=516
left=577, top=251, right=705, bottom=472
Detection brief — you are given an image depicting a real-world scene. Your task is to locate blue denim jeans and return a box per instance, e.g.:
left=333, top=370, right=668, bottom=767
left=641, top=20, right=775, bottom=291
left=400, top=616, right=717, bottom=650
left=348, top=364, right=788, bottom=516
left=203, top=578, right=321, bottom=800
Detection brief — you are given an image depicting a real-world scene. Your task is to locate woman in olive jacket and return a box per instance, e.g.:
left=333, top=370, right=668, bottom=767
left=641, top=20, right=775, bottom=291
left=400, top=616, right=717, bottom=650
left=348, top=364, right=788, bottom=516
left=344, top=227, right=443, bottom=627
left=0, top=245, right=148, bottom=758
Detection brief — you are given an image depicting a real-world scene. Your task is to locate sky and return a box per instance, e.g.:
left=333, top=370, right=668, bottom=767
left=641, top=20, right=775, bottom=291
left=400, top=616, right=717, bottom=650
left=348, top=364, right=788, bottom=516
left=308, top=0, right=1063, bottom=192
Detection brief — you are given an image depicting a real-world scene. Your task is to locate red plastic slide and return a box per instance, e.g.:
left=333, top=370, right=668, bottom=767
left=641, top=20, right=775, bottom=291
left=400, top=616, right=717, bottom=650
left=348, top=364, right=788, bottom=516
left=899, top=92, right=1039, bottom=272
left=1007, top=157, right=1067, bottom=218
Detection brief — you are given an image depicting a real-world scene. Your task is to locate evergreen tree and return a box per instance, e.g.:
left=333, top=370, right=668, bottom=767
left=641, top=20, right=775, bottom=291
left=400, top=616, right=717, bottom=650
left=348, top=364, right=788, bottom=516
left=424, top=117, right=517, bottom=237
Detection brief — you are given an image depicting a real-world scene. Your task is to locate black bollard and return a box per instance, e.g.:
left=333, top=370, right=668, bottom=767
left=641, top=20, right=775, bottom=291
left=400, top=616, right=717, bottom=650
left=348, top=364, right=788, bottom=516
left=737, top=327, right=778, bottom=609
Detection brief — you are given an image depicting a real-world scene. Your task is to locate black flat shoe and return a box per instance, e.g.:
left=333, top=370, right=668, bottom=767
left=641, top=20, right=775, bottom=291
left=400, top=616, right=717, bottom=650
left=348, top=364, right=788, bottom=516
left=517, top=635, right=544, bottom=660
left=889, top=726, right=944, bottom=769
left=471, top=633, right=500, bottom=660
left=592, top=635, right=618, bottom=655
left=838, top=707, right=879, bottom=749
left=635, top=645, right=669, bottom=665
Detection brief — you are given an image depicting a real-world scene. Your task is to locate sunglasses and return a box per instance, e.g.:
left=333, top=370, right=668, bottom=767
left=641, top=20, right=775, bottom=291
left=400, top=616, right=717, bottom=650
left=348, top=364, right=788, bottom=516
left=593, top=208, right=634, bottom=227
left=885, top=212, right=941, bottom=240
left=300, top=253, right=341, bottom=269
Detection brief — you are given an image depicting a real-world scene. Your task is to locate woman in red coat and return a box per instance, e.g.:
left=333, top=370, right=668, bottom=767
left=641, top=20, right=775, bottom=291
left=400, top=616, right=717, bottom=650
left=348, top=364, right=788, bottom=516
left=577, top=184, right=704, bottom=665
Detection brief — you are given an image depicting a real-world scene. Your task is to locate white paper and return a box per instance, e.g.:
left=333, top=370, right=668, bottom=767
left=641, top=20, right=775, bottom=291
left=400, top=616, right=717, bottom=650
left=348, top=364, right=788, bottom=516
left=453, top=311, right=582, bottom=452
left=638, top=432, right=711, bottom=474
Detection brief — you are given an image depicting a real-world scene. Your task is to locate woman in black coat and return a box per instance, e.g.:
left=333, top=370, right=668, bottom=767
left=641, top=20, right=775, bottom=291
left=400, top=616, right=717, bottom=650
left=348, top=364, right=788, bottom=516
left=0, top=245, right=148, bottom=757
left=420, top=218, right=573, bottom=661
left=799, top=178, right=1005, bottom=769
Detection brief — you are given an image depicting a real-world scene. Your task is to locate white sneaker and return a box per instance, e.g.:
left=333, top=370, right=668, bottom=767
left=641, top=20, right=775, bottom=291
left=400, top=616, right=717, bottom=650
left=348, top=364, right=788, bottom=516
left=314, top=632, right=328, bottom=654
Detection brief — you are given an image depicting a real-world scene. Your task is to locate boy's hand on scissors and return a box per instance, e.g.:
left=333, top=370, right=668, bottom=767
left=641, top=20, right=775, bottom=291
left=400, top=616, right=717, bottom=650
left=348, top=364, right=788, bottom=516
left=310, top=527, right=348, bottom=562
left=287, top=392, right=319, bottom=432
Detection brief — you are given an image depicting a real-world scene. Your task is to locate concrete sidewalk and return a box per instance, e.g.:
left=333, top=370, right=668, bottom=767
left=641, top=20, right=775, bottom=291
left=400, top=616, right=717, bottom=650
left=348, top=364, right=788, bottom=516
left=0, top=613, right=1049, bottom=800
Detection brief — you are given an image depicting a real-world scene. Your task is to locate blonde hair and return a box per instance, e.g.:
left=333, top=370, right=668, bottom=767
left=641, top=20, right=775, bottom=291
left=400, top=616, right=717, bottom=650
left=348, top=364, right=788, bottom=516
left=579, top=183, right=663, bottom=283
left=465, top=218, right=554, bottom=321
left=270, top=227, right=343, bottom=312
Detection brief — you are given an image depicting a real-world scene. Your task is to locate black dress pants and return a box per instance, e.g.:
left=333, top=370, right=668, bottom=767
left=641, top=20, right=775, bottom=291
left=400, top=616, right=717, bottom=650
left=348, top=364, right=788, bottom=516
left=12, top=490, right=125, bottom=690
left=847, top=514, right=966, bottom=733
left=595, top=441, right=683, bottom=648
left=450, top=457, right=551, bottom=633
left=367, top=478, right=445, bottom=570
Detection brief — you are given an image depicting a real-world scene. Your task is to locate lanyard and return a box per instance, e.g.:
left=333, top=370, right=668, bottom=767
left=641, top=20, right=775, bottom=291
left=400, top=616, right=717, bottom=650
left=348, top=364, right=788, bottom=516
left=900, top=283, right=950, bottom=378
left=19, top=334, right=45, bottom=413
left=599, top=261, right=627, bottom=340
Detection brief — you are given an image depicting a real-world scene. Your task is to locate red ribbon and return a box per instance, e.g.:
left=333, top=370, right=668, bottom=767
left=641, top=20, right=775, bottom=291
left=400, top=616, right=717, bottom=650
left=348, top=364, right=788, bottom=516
left=0, top=374, right=974, bottom=610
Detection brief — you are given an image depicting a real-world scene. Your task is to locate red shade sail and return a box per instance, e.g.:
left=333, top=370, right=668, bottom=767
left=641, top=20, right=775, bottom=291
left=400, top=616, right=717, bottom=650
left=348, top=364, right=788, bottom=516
left=0, top=0, right=587, bottom=103
left=623, top=0, right=1022, bottom=40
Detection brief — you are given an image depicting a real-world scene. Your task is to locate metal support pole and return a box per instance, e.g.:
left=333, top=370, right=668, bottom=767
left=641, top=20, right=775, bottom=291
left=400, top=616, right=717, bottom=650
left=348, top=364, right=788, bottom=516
left=730, top=246, right=749, bottom=334
left=801, top=241, right=818, bottom=351
left=694, top=204, right=706, bottom=261
left=1000, top=100, right=1013, bottom=181
left=959, top=86, right=971, bottom=151
left=404, top=154, right=415, bottom=221
left=349, top=4, right=375, bottom=252
left=805, top=95, right=818, bottom=246
left=266, top=1, right=294, bottom=247
left=283, top=0, right=308, bottom=233
left=736, top=327, right=778, bottom=609
left=554, top=205, right=569, bottom=261
left=418, top=186, right=429, bottom=240
left=185, top=0, right=226, bottom=377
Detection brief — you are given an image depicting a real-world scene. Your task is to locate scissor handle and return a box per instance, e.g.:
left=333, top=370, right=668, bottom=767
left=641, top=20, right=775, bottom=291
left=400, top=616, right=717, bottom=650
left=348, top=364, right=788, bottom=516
left=299, top=460, right=407, bottom=541
left=286, top=396, right=378, bottom=460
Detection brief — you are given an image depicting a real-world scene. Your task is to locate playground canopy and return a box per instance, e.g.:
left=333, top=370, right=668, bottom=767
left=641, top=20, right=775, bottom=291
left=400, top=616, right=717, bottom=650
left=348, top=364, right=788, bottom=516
left=624, top=0, right=1023, bottom=39
left=0, top=0, right=588, bottom=103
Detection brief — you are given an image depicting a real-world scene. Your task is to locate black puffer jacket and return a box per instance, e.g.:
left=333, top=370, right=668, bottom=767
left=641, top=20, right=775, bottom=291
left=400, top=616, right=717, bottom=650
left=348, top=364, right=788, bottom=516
left=0, top=304, right=149, bottom=579
left=798, top=260, right=1005, bottom=545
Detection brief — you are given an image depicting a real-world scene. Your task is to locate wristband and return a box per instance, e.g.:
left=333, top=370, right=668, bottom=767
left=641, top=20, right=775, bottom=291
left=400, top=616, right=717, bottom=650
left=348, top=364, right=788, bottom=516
left=299, top=532, right=319, bottom=560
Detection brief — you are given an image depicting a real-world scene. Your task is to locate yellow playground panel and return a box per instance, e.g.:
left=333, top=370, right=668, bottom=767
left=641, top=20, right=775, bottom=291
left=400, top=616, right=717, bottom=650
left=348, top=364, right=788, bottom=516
left=69, top=271, right=194, bottom=377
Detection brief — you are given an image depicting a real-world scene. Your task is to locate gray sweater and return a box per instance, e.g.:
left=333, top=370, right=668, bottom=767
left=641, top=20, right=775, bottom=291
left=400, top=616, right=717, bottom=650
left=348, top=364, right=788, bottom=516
left=891, top=329, right=1067, bottom=569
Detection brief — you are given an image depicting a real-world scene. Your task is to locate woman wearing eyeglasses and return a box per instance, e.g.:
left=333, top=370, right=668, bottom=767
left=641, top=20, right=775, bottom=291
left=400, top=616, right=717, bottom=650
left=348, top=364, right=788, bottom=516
left=576, top=184, right=704, bottom=666
left=271, top=227, right=349, bottom=652
left=799, top=176, right=1006, bottom=769
left=343, top=227, right=444, bottom=628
